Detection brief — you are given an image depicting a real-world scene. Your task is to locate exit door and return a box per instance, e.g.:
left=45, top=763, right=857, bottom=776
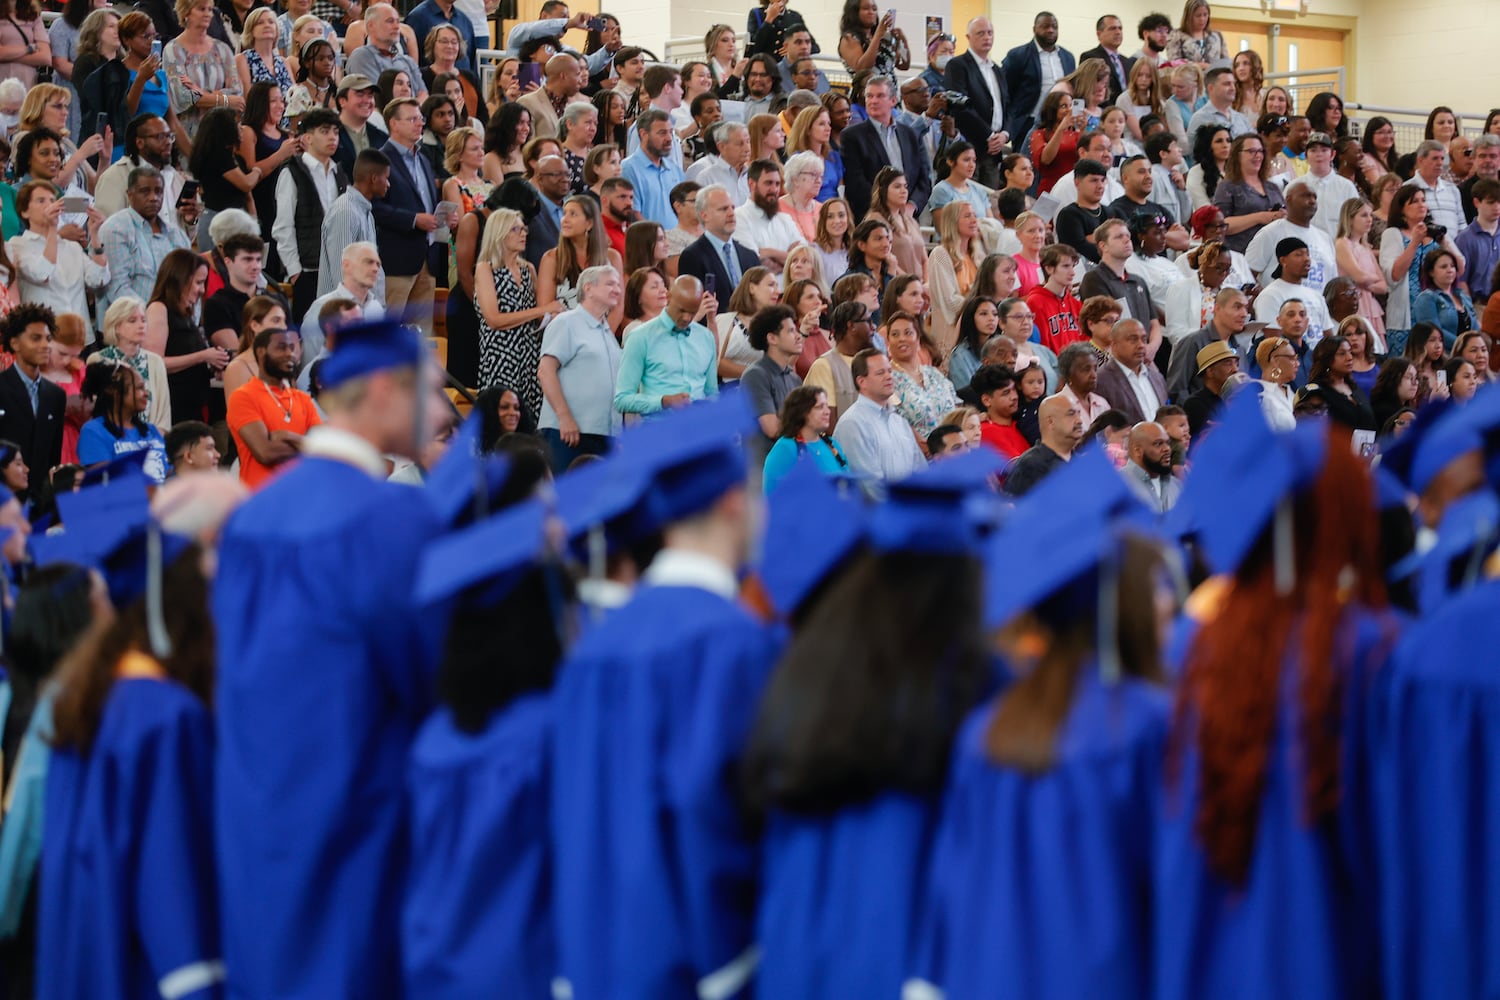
left=1215, top=19, right=1348, bottom=106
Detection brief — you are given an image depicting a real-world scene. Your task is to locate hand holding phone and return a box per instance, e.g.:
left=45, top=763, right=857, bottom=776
left=151, top=39, right=162, bottom=59
left=704, top=272, right=717, bottom=295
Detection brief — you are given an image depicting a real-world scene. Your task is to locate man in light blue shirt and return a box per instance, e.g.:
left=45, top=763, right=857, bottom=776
left=614, top=275, right=718, bottom=415
left=540, top=265, right=624, bottom=470
left=505, top=2, right=616, bottom=76
left=620, top=109, right=686, bottom=227
left=837, top=348, right=926, bottom=490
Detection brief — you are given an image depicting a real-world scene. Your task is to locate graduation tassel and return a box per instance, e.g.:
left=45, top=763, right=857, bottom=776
left=1097, top=538, right=1122, bottom=686
left=146, top=521, right=173, bottom=661
left=1273, top=499, right=1296, bottom=598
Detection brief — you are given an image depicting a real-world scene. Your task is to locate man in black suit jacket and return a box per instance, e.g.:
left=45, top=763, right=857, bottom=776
left=677, top=186, right=760, bottom=313
left=372, top=99, right=442, bottom=334
left=333, top=76, right=389, bottom=181
left=1002, top=11, right=1076, bottom=143
left=1078, top=15, right=1135, bottom=104
left=0, top=304, right=65, bottom=478
left=840, top=76, right=932, bottom=223
left=943, top=16, right=1013, bottom=189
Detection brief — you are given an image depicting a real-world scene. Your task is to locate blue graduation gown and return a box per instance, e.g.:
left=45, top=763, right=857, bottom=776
left=0, top=677, right=51, bottom=940
left=1373, top=578, right=1500, bottom=998
left=1155, top=607, right=1392, bottom=1000
left=212, top=457, right=442, bottom=999
left=912, top=670, right=1168, bottom=999
left=39, top=677, right=222, bottom=1000
left=756, top=793, right=938, bottom=998
left=402, top=695, right=554, bottom=998
left=550, top=584, right=780, bottom=999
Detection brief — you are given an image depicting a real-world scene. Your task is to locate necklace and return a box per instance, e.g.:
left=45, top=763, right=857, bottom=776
left=261, top=378, right=293, bottom=423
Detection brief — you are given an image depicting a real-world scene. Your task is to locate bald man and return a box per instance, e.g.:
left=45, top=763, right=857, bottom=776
left=1123, top=421, right=1180, bottom=512
left=1005, top=392, right=1084, bottom=496
left=614, top=274, right=721, bottom=415
left=518, top=52, right=581, bottom=140
left=942, top=16, right=1015, bottom=187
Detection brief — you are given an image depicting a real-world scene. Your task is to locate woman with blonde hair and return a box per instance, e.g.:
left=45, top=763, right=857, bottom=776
left=928, top=200, right=987, bottom=357
left=164, top=0, right=244, bottom=142
left=748, top=113, right=786, bottom=163
left=17, top=83, right=104, bottom=192
left=1011, top=210, right=1048, bottom=295
left=1115, top=58, right=1164, bottom=143
left=1335, top=197, right=1387, bottom=343
left=90, top=296, right=171, bottom=431
left=787, top=103, right=843, bottom=201
left=538, top=194, right=624, bottom=320
left=783, top=244, right=829, bottom=299
left=235, top=6, right=294, bottom=109
left=219, top=294, right=288, bottom=401
left=475, top=207, right=559, bottom=408
left=1053, top=58, right=1110, bottom=127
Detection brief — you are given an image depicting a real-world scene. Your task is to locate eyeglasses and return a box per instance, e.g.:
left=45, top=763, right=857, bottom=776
left=140, top=131, right=173, bottom=142
left=1204, top=221, right=1229, bottom=230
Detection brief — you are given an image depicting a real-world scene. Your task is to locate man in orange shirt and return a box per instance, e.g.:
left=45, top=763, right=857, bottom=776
left=227, top=327, right=321, bottom=488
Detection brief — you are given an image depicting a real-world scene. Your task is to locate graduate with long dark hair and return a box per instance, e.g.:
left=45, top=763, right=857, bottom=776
left=909, top=447, right=1170, bottom=999
left=741, top=455, right=995, bottom=997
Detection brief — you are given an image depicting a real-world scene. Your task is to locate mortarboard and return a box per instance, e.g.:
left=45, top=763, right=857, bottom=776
left=759, top=461, right=866, bottom=618
left=1391, top=489, right=1500, bottom=613
left=318, top=318, right=427, bottom=391
left=983, top=445, right=1148, bottom=631
left=868, top=449, right=1007, bottom=555
left=421, top=415, right=518, bottom=528
left=1172, top=394, right=1327, bottom=579
left=613, top=390, right=757, bottom=531
left=413, top=499, right=551, bottom=608
left=30, top=502, right=189, bottom=611
left=76, top=449, right=151, bottom=491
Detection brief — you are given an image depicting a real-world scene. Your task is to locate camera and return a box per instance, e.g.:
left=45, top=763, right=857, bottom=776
left=1424, top=213, right=1447, bottom=242
left=937, top=90, right=969, bottom=108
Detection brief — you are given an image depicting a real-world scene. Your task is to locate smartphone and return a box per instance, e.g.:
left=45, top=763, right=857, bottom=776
left=705, top=272, right=717, bottom=295
left=96, top=112, right=108, bottom=135
left=151, top=39, right=162, bottom=59
left=886, top=8, right=896, bottom=20
left=587, top=16, right=606, bottom=30
left=1437, top=369, right=1448, bottom=388
left=1070, top=98, right=1086, bottom=115
left=179, top=180, right=200, bottom=203
left=61, top=195, right=92, bottom=214
left=518, top=62, right=543, bottom=89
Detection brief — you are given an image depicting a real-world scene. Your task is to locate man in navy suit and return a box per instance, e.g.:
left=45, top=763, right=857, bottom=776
left=943, top=16, right=1014, bottom=189
left=372, top=97, right=443, bottom=334
left=1002, top=11, right=1075, bottom=145
left=524, top=154, right=570, bottom=269
left=840, top=76, right=932, bottom=223
left=677, top=185, right=760, bottom=314
left=1078, top=15, right=1135, bottom=104
left=0, top=304, right=65, bottom=477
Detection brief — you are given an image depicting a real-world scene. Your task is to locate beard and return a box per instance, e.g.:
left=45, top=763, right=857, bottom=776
left=1142, top=454, right=1172, bottom=478
left=753, top=192, right=780, bottom=217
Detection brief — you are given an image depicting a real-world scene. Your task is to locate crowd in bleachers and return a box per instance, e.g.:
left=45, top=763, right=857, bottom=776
left=0, top=0, right=1499, bottom=996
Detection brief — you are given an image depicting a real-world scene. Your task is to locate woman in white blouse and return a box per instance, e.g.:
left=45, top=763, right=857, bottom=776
left=8, top=181, right=108, bottom=319
left=716, top=266, right=778, bottom=381
left=1254, top=336, right=1298, bottom=431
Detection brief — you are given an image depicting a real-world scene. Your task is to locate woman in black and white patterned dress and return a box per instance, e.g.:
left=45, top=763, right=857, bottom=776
left=473, top=208, right=564, bottom=412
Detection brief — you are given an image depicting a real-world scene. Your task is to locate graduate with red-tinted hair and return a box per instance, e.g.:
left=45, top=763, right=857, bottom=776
left=1156, top=398, right=1397, bottom=1000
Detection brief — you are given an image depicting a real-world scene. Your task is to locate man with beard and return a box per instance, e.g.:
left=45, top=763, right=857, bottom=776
left=227, top=326, right=321, bottom=489
left=94, top=113, right=186, bottom=230
left=620, top=109, right=684, bottom=227
left=734, top=158, right=802, bottom=269
left=1122, top=420, right=1180, bottom=511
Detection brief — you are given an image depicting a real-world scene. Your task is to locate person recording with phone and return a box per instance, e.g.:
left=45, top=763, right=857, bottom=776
left=837, top=0, right=907, bottom=76
left=7, top=180, right=108, bottom=318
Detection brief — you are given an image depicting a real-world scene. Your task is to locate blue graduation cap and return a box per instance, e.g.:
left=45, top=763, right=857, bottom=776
left=413, top=499, right=551, bottom=608
left=319, top=318, right=427, bottom=391
left=1173, top=394, right=1327, bottom=578
left=1392, top=489, right=1500, bottom=614
left=56, top=465, right=151, bottom=531
left=868, top=449, right=1007, bottom=555
left=421, top=415, right=517, bottom=528
left=983, top=445, right=1148, bottom=631
left=613, top=390, right=757, bottom=530
left=30, top=503, right=190, bottom=610
left=77, top=448, right=152, bottom=490
left=552, top=455, right=655, bottom=563
left=759, top=461, right=866, bottom=618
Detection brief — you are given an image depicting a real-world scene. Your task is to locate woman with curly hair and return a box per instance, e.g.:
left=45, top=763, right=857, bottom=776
left=1160, top=408, right=1391, bottom=1000
left=483, top=102, right=531, bottom=183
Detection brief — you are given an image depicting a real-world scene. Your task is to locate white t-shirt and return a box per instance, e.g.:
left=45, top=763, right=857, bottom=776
left=1243, top=218, right=1339, bottom=294
left=1253, top=278, right=1335, bottom=340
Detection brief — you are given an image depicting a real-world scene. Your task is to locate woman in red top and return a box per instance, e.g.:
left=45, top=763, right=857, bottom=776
left=1030, top=92, right=1088, bottom=195
left=971, top=363, right=1029, bottom=460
